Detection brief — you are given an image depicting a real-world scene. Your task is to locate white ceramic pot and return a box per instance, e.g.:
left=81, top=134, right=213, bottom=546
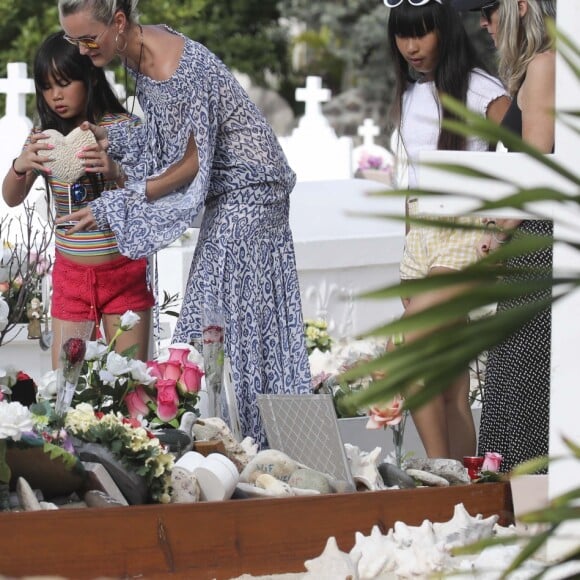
left=193, top=453, right=239, bottom=502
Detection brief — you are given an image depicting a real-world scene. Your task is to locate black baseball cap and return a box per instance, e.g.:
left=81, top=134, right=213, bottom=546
left=452, top=0, right=493, bottom=11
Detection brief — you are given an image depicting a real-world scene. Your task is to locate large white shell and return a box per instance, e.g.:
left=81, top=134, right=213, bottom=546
left=433, top=502, right=498, bottom=549
left=350, top=526, right=396, bottom=579
left=304, top=536, right=360, bottom=579
left=344, top=444, right=385, bottom=491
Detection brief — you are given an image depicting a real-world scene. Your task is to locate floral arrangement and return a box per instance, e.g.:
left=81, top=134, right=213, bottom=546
left=304, top=318, right=333, bottom=356
left=0, top=204, right=53, bottom=346
left=309, top=336, right=388, bottom=417
left=357, top=150, right=393, bottom=174
left=64, top=403, right=174, bottom=503
left=65, top=311, right=203, bottom=427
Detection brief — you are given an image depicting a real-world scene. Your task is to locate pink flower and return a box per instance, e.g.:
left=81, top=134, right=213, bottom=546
left=125, top=386, right=152, bottom=418
left=482, top=451, right=503, bottom=472
left=167, top=346, right=191, bottom=366
left=146, top=360, right=164, bottom=379
left=366, top=396, right=404, bottom=429
left=155, top=379, right=179, bottom=422
left=178, top=362, right=203, bottom=394
left=160, top=361, right=182, bottom=382
left=0, top=282, right=9, bottom=294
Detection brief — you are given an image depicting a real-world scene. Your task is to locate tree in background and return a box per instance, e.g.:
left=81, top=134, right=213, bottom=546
left=0, top=0, right=292, bottom=117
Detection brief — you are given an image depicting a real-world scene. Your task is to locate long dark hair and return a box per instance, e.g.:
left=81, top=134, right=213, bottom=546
left=388, top=0, right=490, bottom=151
left=34, top=30, right=127, bottom=134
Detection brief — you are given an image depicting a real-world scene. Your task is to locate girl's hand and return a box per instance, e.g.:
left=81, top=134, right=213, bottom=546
left=77, top=143, right=118, bottom=180
left=15, top=132, right=55, bottom=175
left=55, top=207, right=97, bottom=234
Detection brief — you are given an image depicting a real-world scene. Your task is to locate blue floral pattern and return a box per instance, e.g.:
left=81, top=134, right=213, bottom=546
left=90, top=27, right=312, bottom=446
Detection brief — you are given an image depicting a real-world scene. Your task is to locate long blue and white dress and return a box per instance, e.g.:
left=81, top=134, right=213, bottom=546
left=90, top=27, right=312, bottom=447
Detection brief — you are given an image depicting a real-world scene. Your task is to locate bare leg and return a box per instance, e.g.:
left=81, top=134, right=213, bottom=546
left=396, top=266, right=475, bottom=459
left=102, top=309, right=151, bottom=361
left=444, top=368, right=476, bottom=460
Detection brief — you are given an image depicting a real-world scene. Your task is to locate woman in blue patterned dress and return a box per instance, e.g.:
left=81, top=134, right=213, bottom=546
left=56, top=0, right=312, bottom=447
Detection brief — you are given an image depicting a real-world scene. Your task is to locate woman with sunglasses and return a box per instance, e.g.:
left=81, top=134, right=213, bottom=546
left=383, top=0, right=510, bottom=461
left=455, top=0, right=556, bottom=473
left=2, top=31, right=154, bottom=368
left=54, top=0, right=312, bottom=448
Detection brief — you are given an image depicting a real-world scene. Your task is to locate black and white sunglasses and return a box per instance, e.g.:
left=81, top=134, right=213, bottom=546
left=384, top=0, right=442, bottom=7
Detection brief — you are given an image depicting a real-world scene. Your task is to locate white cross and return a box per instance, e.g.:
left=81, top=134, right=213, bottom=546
left=415, top=0, right=579, bottom=558
left=295, top=76, right=331, bottom=119
left=0, top=63, right=35, bottom=118
left=358, top=118, right=380, bottom=148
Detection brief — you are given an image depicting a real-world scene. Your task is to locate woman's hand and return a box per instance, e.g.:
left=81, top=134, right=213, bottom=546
left=79, top=121, right=109, bottom=151
left=55, top=207, right=97, bottom=234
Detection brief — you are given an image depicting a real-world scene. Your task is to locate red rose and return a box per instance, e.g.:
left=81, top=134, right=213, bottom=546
left=17, top=371, right=31, bottom=381
left=62, top=337, right=87, bottom=365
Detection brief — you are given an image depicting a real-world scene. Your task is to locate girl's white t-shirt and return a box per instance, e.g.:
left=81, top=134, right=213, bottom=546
left=400, top=69, right=507, bottom=188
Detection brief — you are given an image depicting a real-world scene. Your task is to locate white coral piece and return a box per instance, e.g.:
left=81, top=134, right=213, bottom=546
left=304, top=536, right=360, bottom=579
left=350, top=526, right=396, bottom=579
left=43, top=127, right=97, bottom=183
left=433, top=502, right=498, bottom=549
left=344, top=444, right=385, bottom=491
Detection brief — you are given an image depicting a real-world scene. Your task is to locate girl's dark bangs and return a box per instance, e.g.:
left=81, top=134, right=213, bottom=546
left=389, top=5, right=436, bottom=38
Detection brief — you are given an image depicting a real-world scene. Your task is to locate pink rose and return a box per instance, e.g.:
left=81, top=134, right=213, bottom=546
left=155, top=379, right=179, bottom=422
left=146, top=360, right=164, bottom=379
left=125, top=386, right=152, bottom=418
left=0, top=282, right=9, bottom=294
left=366, top=396, right=404, bottom=429
left=167, top=346, right=191, bottom=366
left=160, top=361, right=182, bottom=382
left=178, top=362, right=203, bottom=394
left=482, top=451, right=503, bottom=472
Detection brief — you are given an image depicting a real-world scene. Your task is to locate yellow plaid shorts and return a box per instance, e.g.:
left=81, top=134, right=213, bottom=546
left=400, top=202, right=484, bottom=280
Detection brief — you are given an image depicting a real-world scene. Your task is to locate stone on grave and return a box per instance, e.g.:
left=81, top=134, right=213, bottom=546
left=84, top=490, right=126, bottom=509
left=405, top=457, right=470, bottom=485
left=378, top=463, right=417, bottom=489
left=16, top=477, right=42, bottom=511
left=288, top=467, right=333, bottom=494
left=82, top=461, right=128, bottom=506
left=406, top=469, right=450, bottom=487
left=73, top=441, right=148, bottom=505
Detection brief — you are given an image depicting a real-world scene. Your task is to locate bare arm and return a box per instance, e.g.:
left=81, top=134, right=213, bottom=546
left=2, top=133, right=53, bottom=207
left=519, top=51, right=556, bottom=154
left=486, top=95, right=511, bottom=125
left=145, top=133, right=199, bottom=201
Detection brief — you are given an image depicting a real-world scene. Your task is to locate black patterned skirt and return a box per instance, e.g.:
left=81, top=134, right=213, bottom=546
left=477, top=220, right=553, bottom=472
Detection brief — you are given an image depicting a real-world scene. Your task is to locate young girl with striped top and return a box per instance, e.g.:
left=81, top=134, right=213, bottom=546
left=2, top=31, right=154, bottom=368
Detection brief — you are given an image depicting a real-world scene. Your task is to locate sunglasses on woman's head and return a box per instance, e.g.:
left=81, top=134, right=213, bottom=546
left=384, top=0, right=442, bottom=7
left=480, top=1, right=499, bottom=22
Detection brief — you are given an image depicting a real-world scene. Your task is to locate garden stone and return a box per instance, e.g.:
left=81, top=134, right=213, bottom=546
left=405, top=457, right=470, bottom=485
left=74, top=441, right=148, bottom=505
left=288, top=468, right=333, bottom=494
left=153, top=428, right=192, bottom=456
left=406, top=469, right=450, bottom=487
left=378, top=463, right=417, bottom=489
left=16, top=477, right=42, bottom=511
left=84, top=490, right=125, bottom=509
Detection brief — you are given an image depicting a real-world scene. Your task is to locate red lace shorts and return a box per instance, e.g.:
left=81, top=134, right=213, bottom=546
left=51, top=251, right=155, bottom=324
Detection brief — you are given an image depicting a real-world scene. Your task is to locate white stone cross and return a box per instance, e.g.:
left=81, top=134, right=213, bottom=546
left=295, top=76, right=331, bottom=119
left=358, top=118, right=380, bottom=148
left=415, top=0, right=579, bottom=559
left=0, top=62, right=35, bottom=118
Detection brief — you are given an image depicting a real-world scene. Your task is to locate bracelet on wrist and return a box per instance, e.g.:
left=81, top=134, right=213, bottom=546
left=11, top=158, right=26, bottom=180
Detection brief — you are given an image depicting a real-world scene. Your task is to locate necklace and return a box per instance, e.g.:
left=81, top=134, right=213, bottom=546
left=123, top=24, right=144, bottom=117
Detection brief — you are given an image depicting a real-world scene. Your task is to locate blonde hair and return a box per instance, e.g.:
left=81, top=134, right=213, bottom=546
left=496, top=0, right=556, bottom=95
left=58, top=0, right=140, bottom=25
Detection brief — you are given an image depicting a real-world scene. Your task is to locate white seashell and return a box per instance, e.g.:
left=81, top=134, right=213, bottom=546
left=344, top=444, right=385, bottom=491
left=304, top=536, right=360, bottom=579
left=433, top=502, right=498, bottom=549
left=350, top=525, right=396, bottom=579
